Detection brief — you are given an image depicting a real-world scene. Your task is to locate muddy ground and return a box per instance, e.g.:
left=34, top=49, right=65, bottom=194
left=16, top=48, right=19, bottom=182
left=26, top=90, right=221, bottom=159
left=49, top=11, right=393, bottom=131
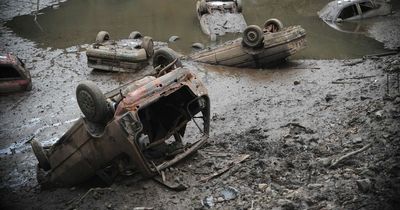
left=1, top=1, right=400, bottom=210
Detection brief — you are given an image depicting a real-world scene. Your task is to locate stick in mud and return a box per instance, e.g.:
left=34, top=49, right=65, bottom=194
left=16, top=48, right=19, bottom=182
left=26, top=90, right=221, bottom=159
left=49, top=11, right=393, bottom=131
left=329, top=143, right=373, bottom=168
left=200, top=154, right=250, bottom=182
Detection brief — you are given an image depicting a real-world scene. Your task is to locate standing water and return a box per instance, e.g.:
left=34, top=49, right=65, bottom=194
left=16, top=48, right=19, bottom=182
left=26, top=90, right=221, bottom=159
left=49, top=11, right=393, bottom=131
left=5, top=0, right=400, bottom=59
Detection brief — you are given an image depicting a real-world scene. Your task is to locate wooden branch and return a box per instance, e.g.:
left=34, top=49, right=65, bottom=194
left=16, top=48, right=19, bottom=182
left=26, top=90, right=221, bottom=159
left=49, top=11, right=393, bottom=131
left=330, top=143, right=373, bottom=168
left=200, top=154, right=250, bottom=182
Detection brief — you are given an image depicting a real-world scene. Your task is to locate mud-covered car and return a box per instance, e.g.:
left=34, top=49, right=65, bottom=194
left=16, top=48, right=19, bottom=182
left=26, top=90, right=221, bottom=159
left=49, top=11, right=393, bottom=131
left=191, top=19, right=306, bottom=68
left=318, top=0, right=392, bottom=23
left=86, top=31, right=154, bottom=72
left=0, top=53, right=32, bottom=93
left=196, top=0, right=246, bottom=38
left=31, top=49, right=210, bottom=186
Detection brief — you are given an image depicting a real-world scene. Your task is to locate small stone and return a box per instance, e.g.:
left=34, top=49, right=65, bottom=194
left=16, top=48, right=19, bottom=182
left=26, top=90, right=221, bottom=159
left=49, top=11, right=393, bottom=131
left=360, top=96, right=371, bottom=101
left=317, top=157, right=331, bottom=167
left=217, top=197, right=224, bottom=202
left=356, top=179, right=371, bottom=192
left=258, top=183, right=268, bottom=190
left=293, top=81, right=300, bottom=85
left=352, top=137, right=362, bottom=144
left=375, top=110, right=384, bottom=119
left=325, top=94, right=336, bottom=102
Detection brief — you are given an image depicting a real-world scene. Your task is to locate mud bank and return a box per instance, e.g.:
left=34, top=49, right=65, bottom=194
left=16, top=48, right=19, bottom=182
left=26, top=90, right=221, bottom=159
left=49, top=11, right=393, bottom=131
left=1, top=0, right=400, bottom=210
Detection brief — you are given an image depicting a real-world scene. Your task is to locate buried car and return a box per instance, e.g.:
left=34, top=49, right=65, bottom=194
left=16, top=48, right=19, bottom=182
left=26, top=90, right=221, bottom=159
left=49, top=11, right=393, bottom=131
left=31, top=51, right=210, bottom=186
left=318, top=0, right=392, bottom=23
left=196, top=0, right=247, bottom=38
left=190, top=19, right=306, bottom=68
left=86, top=30, right=154, bottom=72
left=0, top=53, right=32, bottom=93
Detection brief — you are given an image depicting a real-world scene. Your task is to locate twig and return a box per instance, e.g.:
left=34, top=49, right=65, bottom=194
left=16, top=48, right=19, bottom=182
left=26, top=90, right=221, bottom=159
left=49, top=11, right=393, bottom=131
left=200, top=154, right=250, bottom=182
left=330, top=143, right=373, bottom=168
left=67, top=187, right=112, bottom=209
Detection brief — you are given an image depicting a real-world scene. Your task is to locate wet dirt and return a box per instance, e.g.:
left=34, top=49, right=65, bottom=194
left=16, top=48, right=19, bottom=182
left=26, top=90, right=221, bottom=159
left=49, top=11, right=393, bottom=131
left=1, top=0, right=400, bottom=210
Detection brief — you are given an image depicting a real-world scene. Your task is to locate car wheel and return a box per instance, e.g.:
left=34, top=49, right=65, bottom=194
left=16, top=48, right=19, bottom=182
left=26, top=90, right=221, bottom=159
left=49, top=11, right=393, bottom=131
left=129, top=31, right=143, bottom=39
left=264, top=18, right=283, bottom=33
left=141, top=36, right=154, bottom=58
left=235, top=0, right=242, bottom=12
left=242, top=25, right=264, bottom=48
left=153, top=47, right=182, bottom=69
left=96, top=31, right=110, bottom=44
left=31, top=139, right=51, bottom=171
left=76, top=81, right=109, bottom=123
left=199, top=0, right=207, bottom=15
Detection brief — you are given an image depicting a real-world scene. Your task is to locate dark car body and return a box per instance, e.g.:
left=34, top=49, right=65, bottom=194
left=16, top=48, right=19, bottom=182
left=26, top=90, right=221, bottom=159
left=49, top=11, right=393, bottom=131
left=0, top=53, right=32, bottom=93
left=32, top=65, right=210, bottom=186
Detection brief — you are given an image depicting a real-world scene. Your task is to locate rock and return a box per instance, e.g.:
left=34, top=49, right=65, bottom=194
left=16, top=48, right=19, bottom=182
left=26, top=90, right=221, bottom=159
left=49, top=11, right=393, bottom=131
left=317, top=157, right=331, bottom=167
left=168, top=35, right=180, bottom=42
left=307, top=183, right=323, bottom=189
left=356, top=179, right=372, bottom=192
left=216, top=197, right=224, bottom=202
left=360, top=96, right=371, bottom=101
left=325, top=94, right=336, bottom=102
left=352, top=137, right=362, bottom=144
left=293, top=81, right=300, bottom=85
left=375, top=110, right=384, bottom=120
left=192, top=43, right=205, bottom=50
left=394, top=97, right=400, bottom=104
left=276, top=199, right=296, bottom=210
left=258, top=183, right=268, bottom=190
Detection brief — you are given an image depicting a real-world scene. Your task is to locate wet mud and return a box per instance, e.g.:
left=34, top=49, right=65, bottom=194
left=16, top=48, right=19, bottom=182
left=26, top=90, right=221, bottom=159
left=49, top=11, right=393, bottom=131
left=1, top=0, right=400, bottom=210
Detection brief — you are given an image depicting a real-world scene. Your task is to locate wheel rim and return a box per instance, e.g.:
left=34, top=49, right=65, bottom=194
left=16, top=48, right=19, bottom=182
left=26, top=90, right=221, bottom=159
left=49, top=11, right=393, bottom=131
left=247, top=31, right=258, bottom=42
left=78, top=90, right=96, bottom=118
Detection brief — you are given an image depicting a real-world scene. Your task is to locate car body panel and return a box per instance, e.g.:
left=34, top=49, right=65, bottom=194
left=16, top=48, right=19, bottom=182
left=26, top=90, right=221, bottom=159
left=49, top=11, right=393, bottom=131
left=86, top=39, right=149, bottom=72
left=196, top=0, right=247, bottom=36
left=318, top=0, right=392, bottom=22
left=191, top=25, right=307, bottom=68
left=0, top=53, right=32, bottom=93
left=37, top=67, right=210, bottom=186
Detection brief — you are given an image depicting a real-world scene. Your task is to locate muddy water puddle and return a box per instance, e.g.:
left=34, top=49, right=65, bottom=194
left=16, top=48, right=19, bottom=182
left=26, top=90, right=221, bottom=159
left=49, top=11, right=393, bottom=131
left=5, top=0, right=400, bottom=59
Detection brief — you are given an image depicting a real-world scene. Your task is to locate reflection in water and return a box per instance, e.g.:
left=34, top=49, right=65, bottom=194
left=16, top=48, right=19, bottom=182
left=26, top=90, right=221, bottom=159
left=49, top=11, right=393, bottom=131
left=5, top=0, right=399, bottom=59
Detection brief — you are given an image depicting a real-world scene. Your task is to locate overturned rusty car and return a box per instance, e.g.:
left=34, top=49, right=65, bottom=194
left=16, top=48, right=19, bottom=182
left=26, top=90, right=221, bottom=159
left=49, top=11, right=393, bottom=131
left=318, top=0, right=392, bottom=24
left=86, top=31, right=154, bottom=72
left=196, top=0, right=247, bottom=38
left=31, top=51, right=210, bottom=186
left=191, top=19, right=307, bottom=68
left=0, top=53, right=32, bottom=93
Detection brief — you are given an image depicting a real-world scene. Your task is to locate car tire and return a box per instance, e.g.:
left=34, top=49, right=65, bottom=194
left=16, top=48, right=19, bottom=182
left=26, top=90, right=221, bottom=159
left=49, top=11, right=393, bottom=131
left=264, top=18, right=283, bottom=33
left=242, top=25, right=264, bottom=48
left=76, top=81, right=109, bottom=123
left=153, top=47, right=182, bottom=69
left=235, top=0, right=242, bottom=12
left=141, top=36, right=154, bottom=58
left=96, top=31, right=110, bottom=44
left=31, top=139, right=51, bottom=171
left=129, top=31, right=143, bottom=39
left=199, top=0, right=207, bottom=15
